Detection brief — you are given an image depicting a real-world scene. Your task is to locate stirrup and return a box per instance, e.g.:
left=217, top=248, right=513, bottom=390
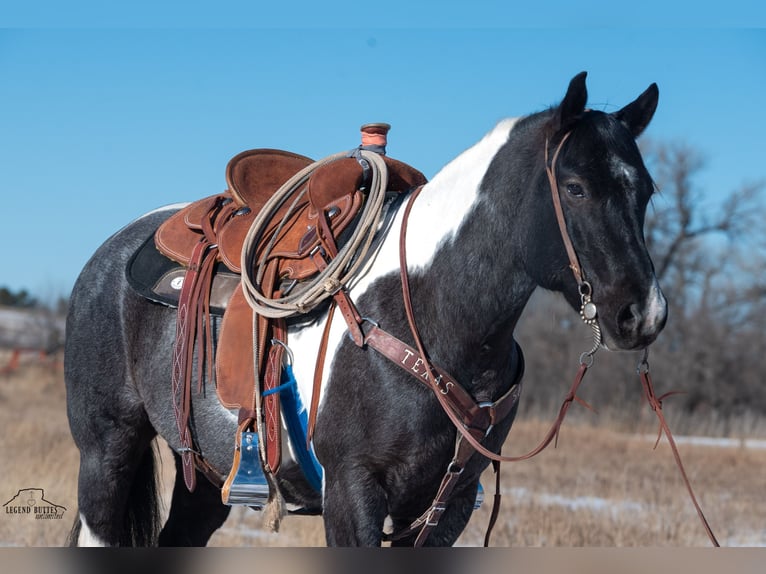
left=221, top=426, right=270, bottom=508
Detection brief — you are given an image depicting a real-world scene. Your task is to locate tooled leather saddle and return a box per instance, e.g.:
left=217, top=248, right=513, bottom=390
left=150, top=124, right=427, bottom=497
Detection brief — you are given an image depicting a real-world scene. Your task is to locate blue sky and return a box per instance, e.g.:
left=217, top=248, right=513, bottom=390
left=1, top=13, right=765, bottom=300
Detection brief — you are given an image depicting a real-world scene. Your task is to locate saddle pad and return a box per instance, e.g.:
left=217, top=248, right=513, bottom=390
left=126, top=232, right=239, bottom=316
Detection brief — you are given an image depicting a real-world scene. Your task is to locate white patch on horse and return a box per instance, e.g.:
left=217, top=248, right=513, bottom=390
left=398, top=118, right=519, bottom=271
left=77, top=514, right=109, bottom=547
left=348, top=117, right=519, bottom=294
left=609, top=155, right=637, bottom=187
left=644, top=278, right=667, bottom=333
left=288, top=118, right=519, bottom=433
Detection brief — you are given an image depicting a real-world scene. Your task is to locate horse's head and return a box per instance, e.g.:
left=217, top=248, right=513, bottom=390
left=528, top=72, right=667, bottom=351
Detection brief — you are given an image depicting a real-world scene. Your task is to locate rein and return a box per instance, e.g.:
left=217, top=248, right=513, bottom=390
left=637, top=350, right=720, bottom=546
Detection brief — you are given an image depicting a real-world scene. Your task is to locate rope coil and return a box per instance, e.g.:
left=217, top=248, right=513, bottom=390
left=240, top=150, right=389, bottom=318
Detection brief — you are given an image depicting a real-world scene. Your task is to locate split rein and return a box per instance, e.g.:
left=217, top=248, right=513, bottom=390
left=394, top=133, right=719, bottom=546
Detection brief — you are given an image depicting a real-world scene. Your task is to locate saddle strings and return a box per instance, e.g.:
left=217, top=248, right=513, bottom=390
left=239, top=150, right=389, bottom=318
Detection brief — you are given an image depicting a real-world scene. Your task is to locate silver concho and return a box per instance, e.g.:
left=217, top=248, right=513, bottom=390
left=580, top=300, right=598, bottom=325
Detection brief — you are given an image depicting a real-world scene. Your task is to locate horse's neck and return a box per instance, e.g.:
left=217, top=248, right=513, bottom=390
left=361, top=117, right=536, bottom=360
left=399, top=118, right=520, bottom=270
left=352, top=118, right=521, bottom=289
left=404, top=117, right=539, bottom=385
left=291, top=119, right=534, bottom=404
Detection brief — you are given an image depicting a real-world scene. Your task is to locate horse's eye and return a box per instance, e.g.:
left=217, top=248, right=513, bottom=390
left=566, top=183, right=585, bottom=198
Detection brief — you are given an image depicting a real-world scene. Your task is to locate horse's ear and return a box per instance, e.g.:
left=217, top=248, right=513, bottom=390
left=614, top=83, right=659, bottom=138
left=552, top=71, right=588, bottom=133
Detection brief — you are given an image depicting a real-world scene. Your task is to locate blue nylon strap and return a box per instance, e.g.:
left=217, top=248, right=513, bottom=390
left=274, top=364, right=323, bottom=491
left=262, top=380, right=296, bottom=397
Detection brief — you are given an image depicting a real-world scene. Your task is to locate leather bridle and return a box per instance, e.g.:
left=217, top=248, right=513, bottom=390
left=545, top=131, right=585, bottom=286
left=545, top=132, right=602, bottom=358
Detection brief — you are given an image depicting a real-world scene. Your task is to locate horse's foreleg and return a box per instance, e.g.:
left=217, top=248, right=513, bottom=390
left=321, top=466, right=388, bottom=546
left=158, top=452, right=231, bottom=546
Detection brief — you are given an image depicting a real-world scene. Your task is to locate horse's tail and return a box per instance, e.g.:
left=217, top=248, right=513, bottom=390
left=67, top=514, right=82, bottom=547
left=123, top=441, right=163, bottom=546
left=67, top=441, right=163, bottom=547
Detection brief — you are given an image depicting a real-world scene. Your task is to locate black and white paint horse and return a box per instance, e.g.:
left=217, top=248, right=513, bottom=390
left=65, top=72, right=666, bottom=546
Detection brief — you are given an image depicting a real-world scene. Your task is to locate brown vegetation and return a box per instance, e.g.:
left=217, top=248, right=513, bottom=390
left=2, top=361, right=764, bottom=547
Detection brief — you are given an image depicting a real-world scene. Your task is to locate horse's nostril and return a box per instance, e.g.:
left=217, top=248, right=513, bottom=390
left=617, top=303, right=641, bottom=333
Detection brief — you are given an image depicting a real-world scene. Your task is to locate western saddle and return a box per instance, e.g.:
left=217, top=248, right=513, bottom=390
left=153, top=124, right=427, bottom=506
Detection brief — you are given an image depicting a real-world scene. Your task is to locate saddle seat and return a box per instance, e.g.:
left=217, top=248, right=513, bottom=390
left=156, top=147, right=425, bottom=281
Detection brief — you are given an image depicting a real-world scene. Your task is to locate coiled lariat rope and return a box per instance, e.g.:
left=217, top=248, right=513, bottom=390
left=240, top=150, right=389, bottom=318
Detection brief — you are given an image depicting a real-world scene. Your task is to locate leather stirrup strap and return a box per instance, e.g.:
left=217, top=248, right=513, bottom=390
left=253, top=260, right=282, bottom=475
left=172, top=238, right=217, bottom=492
left=221, top=418, right=251, bottom=503
left=264, top=318, right=286, bottom=473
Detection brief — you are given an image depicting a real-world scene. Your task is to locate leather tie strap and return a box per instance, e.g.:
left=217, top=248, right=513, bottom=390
left=170, top=196, right=237, bottom=492
left=306, top=300, right=337, bottom=446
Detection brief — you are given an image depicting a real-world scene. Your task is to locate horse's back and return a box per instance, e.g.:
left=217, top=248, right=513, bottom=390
left=69, top=205, right=181, bottom=307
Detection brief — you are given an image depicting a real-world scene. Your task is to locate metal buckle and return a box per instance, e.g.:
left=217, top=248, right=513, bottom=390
left=425, top=504, right=446, bottom=527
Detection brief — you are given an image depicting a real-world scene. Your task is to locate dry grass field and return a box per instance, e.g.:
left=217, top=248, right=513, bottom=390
left=2, top=353, right=765, bottom=547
